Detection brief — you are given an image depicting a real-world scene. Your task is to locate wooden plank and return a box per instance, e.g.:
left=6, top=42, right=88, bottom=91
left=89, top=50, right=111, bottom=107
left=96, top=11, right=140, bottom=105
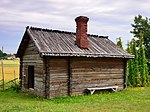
left=21, top=38, right=45, bottom=97
left=72, top=71, right=124, bottom=75
left=70, top=57, right=125, bottom=96
left=48, top=58, right=69, bottom=98
left=72, top=57, right=124, bottom=62
left=72, top=64, right=124, bottom=69
left=72, top=68, right=124, bottom=72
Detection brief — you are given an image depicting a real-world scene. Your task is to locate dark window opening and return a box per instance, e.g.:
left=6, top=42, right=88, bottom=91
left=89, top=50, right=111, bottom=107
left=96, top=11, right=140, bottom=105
left=28, top=66, right=34, bottom=89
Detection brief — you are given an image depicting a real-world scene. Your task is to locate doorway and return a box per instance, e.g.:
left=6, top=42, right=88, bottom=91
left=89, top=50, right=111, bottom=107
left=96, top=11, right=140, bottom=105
left=28, top=66, right=34, bottom=89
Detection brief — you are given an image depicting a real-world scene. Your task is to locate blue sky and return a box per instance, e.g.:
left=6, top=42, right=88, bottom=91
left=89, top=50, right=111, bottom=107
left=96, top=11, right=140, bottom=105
left=0, top=0, right=150, bottom=53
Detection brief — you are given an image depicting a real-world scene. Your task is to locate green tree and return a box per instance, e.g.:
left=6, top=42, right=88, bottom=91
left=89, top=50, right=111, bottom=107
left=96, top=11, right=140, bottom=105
left=131, top=39, right=141, bottom=86
left=127, top=35, right=149, bottom=87
left=126, top=41, right=134, bottom=86
left=116, top=37, right=123, bottom=49
left=0, top=50, right=3, bottom=57
left=138, top=33, right=149, bottom=86
left=130, top=15, right=150, bottom=73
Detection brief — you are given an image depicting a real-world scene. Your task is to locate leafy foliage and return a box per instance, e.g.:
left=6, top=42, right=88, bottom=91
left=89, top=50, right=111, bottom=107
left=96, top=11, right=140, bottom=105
left=117, top=37, right=149, bottom=87
left=138, top=33, right=149, bottom=86
left=126, top=42, right=134, bottom=86
left=130, top=14, right=150, bottom=73
left=116, top=37, right=123, bottom=49
left=131, top=39, right=141, bottom=86
left=127, top=37, right=149, bottom=87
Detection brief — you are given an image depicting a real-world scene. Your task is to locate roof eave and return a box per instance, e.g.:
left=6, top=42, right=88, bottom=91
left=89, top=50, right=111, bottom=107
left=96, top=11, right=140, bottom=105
left=40, top=52, right=134, bottom=59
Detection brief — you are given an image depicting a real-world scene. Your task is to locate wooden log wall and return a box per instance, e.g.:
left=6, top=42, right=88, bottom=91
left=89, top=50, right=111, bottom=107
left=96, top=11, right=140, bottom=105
left=21, top=38, right=45, bottom=97
left=47, top=57, right=126, bottom=98
left=19, top=36, right=127, bottom=98
left=71, top=57, right=125, bottom=96
left=47, top=58, right=69, bottom=98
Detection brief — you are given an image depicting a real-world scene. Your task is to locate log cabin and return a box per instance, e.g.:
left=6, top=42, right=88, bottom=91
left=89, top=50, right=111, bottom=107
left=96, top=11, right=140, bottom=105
left=16, top=16, right=134, bottom=98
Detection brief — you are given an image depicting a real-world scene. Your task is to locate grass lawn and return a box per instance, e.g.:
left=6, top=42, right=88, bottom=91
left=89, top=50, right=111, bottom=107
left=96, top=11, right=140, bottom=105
left=0, top=87, right=150, bottom=112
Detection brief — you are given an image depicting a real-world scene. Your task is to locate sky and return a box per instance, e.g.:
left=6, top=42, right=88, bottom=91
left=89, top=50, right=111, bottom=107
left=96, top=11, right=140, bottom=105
left=0, top=0, right=150, bottom=54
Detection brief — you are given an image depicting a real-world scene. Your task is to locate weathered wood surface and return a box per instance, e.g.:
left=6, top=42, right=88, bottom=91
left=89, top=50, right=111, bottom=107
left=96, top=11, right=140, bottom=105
left=20, top=38, right=127, bottom=98
left=21, top=38, right=45, bottom=97
left=46, top=57, right=125, bottom=98
left=48, top=58, right=69, bottom=98
left=71, top=58, right=125, bottom=95
left=23, top=27, right=133, bottom=59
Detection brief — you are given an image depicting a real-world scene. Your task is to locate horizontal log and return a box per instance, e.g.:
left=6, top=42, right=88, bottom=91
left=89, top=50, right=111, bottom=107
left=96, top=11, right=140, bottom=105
left=72, top=64, right=124, bottom=69
left=35, top=68, right=44, bottom=75
left=72, top=57, right=124, bottom=63
left=72, top=78, right=124, bottom=83
left=50, top=86, right=68, bottom=90
left=49, top=91, right=68, bottom=98
left=24, top=48, right=38, bottom=55
left=72, top=68, right=124, bottom=72
left=50, top=82, right=68, bottom=86
left=71, top=84, right=123, bottom=91
left=35, top=74, right=44, bottom=77
left=50, top=78, right=68, bottom=81
left=72, top=77, right=123, bottom=83
left=72, top=71, right=123, bottom=76
left=50, top=69, right=68, bottom=74
left=50, top=73, right=68, bottom=77
left=23, top=54, right=42, bottom=60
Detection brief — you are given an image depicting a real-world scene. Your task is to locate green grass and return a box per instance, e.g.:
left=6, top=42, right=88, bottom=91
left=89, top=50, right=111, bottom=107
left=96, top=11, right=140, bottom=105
left=0, top=87, right=150, bottom=112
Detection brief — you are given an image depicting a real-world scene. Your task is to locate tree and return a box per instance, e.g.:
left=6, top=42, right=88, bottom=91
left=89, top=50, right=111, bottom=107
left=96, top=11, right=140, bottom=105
left=0, top=50, right=3, bottom=57
left=131, top=39, right=141, bottom=86
left=127, top=39, right=141, bottom=87
left=130, top=15, right=150, bottom=73
left=138, top=33, right=149, bottom=86
left=3, top=53, right=7, bottom=57
left=126, top=33, right=149, bottom=87
left=126, top=41, right=134, bottom=86
left=116, top=37, right=123, bottom=49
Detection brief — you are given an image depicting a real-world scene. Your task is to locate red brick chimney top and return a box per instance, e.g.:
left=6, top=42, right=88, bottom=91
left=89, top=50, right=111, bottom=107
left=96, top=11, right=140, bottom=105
left=75, top=16, right=89, bottom=23
left=75, top=16, right=89, bottom=49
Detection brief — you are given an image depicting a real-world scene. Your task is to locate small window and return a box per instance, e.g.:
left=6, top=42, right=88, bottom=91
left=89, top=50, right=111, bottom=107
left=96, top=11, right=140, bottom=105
left=28, top=66, right=34, bottom=89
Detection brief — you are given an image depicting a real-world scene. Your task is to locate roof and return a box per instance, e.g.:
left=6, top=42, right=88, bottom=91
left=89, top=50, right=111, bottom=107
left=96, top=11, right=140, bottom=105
left=17, top=26, right=134, bottom=59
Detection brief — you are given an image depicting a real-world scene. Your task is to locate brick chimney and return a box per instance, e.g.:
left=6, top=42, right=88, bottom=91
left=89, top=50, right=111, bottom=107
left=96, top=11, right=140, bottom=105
left=75, top=16, right=89, bottom=49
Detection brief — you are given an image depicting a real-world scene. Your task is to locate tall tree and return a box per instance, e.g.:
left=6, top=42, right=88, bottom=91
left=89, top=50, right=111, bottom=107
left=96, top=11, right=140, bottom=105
left=126, top=41, right=134, bottom=86
left=127, top=39, right=141, bottom=86
left=130, top=15, right=150, bottom=73
left=138, top=33, right=149, bottom=86
left=116, top=37, right=123, bottom=49
left=131, top=39, right=141, bottom=86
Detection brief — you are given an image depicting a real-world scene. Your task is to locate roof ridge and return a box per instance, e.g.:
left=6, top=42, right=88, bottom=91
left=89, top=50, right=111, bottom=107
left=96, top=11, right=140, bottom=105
left=87, top=34, right=108, bottom=38
left=27, top=26, right=108, bottom=38
left=28, top=26, right=76, bottom=35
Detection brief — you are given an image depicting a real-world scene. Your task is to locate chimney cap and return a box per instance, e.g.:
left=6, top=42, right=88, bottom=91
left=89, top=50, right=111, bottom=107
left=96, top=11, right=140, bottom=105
left=75, top=16, right=89, bottom=22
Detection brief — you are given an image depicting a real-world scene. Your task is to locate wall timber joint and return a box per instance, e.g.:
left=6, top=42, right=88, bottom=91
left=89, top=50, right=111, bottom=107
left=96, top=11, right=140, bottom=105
left=68, top=58, right=72, bottom=96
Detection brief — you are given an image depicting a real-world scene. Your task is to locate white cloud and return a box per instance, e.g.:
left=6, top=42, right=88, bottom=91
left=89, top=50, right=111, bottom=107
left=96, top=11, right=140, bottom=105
left=0, top=0, right=150, bottom=53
